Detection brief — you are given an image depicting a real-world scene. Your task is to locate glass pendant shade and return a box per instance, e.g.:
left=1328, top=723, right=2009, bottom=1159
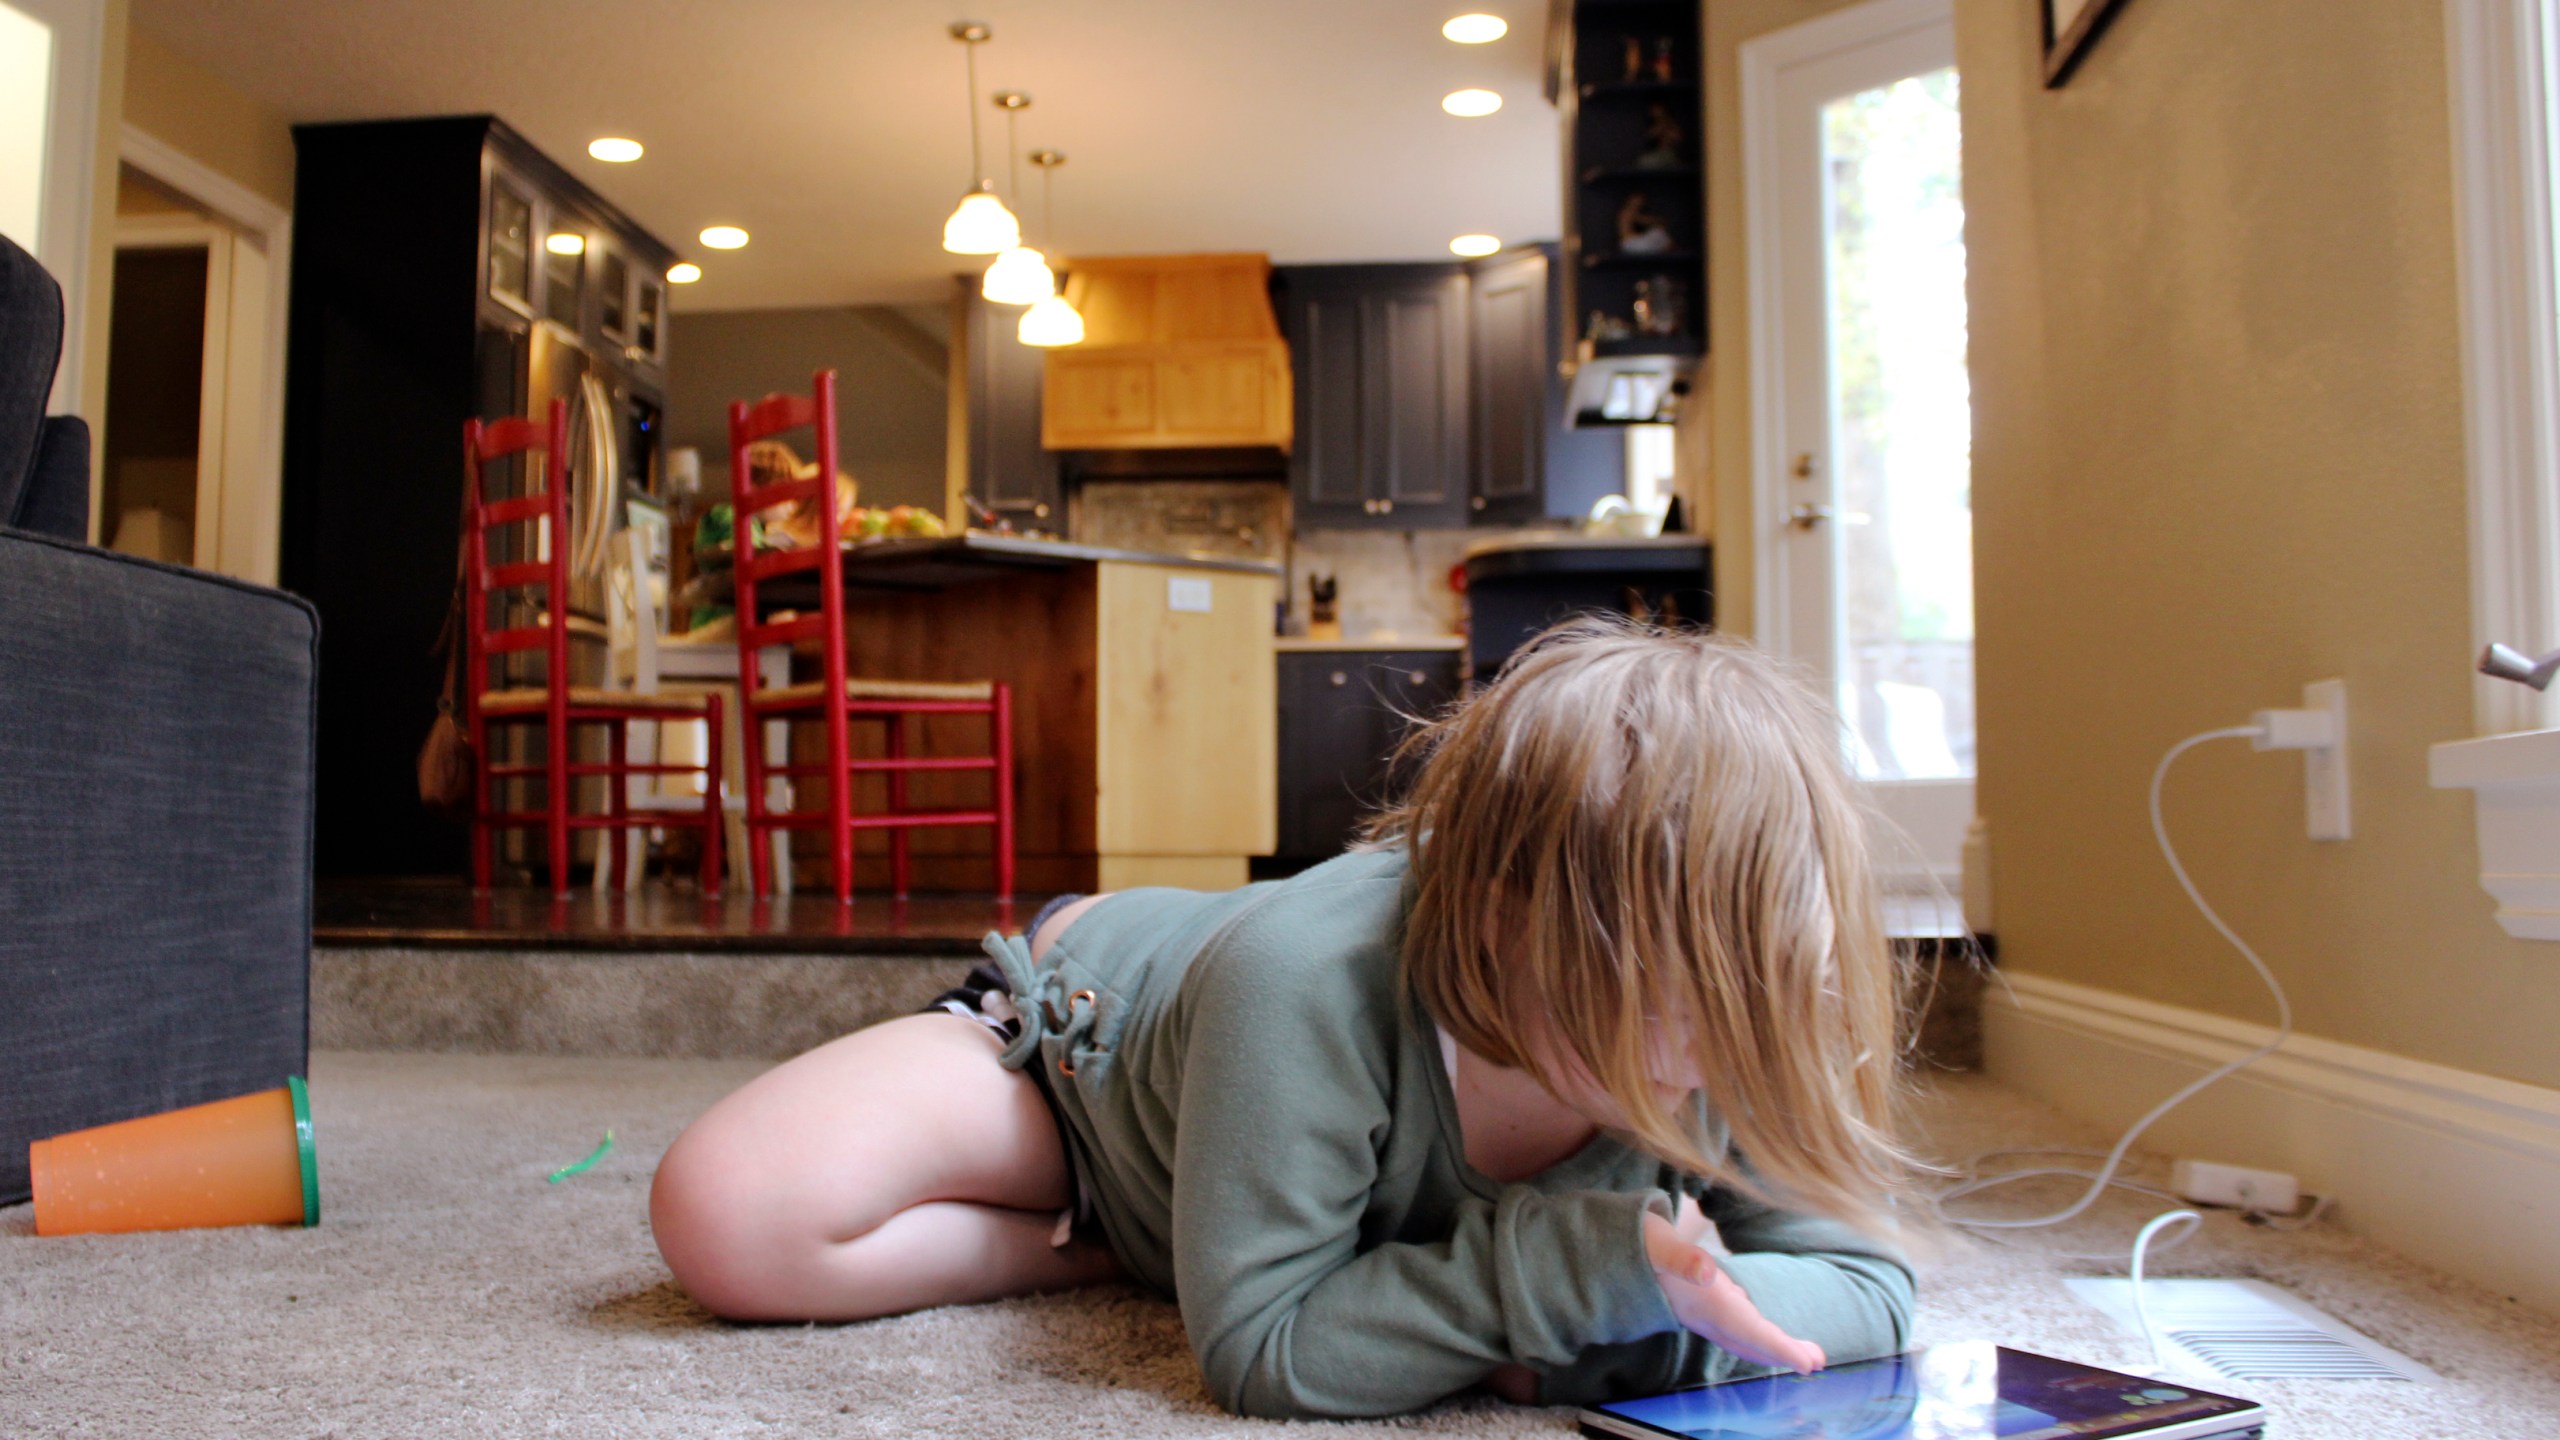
left=942, top=186, right=1020, bottom=255
left=1018, top=293, right=1085, bottom=347
left=982, top=245, right=1055, bottom=304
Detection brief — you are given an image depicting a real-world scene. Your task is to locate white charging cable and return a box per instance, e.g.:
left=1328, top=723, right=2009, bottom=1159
left=1938, top=725, right=2295, bottom=1236
left=2128, top=1209, right=2204, bottom=1373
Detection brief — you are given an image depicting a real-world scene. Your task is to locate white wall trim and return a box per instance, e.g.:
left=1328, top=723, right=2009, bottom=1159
left=118, top=125, right=290, bottom=586
left=2447, top=0, right=2560, bottom=737
left=1986, top=970, right=2560, bottom=1313
left=11, top=0, right=103, bottom=414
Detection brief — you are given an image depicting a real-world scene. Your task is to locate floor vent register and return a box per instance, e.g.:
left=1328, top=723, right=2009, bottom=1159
left=2064, top=1277, right=2439, bottom=1384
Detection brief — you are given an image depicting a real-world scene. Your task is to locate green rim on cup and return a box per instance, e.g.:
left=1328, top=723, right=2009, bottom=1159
left=287, top=1075, right=320, bottom=1226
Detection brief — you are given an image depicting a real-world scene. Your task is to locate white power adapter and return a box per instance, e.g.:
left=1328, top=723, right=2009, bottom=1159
left=2248, top=678, right=2350, bottom=841
left=2171, top=1158, right=2301, bottom=1215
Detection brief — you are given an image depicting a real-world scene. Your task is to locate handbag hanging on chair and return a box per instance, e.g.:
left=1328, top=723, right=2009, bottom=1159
left=417, top=535, right=475, bottom=823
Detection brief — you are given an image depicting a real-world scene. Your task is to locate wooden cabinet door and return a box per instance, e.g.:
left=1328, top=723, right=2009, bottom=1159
left=1469, top=250, right=1547, bottom=523
left=1274, top=650, right=1464, bottom=859
left=1363, top=277, right=1469, bottom=527
left=1278, top=655, right=1373, bottom=858
left=1282, top=266, right=1469, bottom=530
left=1469, top=245, right=1627, bottom=526
left=1285, top=286, right=1372, bottom=524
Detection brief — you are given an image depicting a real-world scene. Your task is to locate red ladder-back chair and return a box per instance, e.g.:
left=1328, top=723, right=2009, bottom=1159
left=465, top=399, right=725, bottom=896
left=727, top=369, right=1014, bottom=903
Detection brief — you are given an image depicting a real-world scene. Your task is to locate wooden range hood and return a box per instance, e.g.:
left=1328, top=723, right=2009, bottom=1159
left=1041, top=253, right=1293, bottom=453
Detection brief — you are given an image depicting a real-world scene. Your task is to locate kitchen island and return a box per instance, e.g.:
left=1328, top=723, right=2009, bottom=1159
left=756, top=533, right=1279, bottom=895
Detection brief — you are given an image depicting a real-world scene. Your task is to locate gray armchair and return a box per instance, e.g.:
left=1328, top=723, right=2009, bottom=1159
left=0, top=234, right=92, bottom=541
left=0, top=232, right=316, bottom=1207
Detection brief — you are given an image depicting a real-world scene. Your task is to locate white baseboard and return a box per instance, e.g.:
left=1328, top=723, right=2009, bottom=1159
left=1983, top=971, right=2560, bottom=1316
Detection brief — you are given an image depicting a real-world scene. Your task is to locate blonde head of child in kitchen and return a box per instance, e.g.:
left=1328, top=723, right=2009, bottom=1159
left=1372, top=615, right=1920, bottom=1237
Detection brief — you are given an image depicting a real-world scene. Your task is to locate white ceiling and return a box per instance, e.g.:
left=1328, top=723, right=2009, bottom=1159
left=133, top=0, right=1565, bottom=312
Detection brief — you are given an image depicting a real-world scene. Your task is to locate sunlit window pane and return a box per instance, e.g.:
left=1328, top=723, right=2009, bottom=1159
left=1823, top=67, right=1974, bottom=781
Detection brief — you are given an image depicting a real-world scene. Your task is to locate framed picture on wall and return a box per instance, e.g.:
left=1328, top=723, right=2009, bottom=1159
left=2043, top=0, right=2132, bottom=87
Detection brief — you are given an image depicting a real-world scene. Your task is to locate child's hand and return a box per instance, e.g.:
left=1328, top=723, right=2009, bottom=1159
left=1642, top=1208, right=1827, bottom=1375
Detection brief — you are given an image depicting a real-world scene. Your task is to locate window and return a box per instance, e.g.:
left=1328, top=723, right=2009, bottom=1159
left=2449, top=0, right=2560, bottom=734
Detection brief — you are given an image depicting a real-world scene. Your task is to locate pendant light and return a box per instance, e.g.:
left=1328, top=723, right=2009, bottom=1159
left=981, top=92, right=1056, bottom=304
left=1018, top=150, right=1085, bottom=347
left=940, top=22, right=1020, bottom=255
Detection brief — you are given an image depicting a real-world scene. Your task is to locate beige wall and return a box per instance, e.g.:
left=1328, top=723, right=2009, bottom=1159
left=1953, top=0, right=2560, bottom=1087
left=119, top=26, right=293, bottom=210
left=74, top=13, right=291, bottom=539
left=667, top=306, right=950, bottom=515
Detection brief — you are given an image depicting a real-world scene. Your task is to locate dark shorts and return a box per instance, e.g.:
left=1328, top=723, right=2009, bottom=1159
left=920, top=892, right=1087, bottom=1040
left=919, top=892, right=1094, bottom=1242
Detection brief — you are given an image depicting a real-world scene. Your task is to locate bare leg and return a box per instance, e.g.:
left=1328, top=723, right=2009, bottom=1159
left=651, top=1013, right=1117, bottom=1322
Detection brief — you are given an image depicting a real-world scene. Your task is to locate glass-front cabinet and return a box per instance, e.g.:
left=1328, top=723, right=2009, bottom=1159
left=598, top=248, right=630, bottom=344
left=486, top=178, right=533, bottom=315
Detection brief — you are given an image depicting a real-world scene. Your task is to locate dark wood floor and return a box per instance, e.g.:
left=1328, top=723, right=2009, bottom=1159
left=314, top=880, right=1044, bottom=955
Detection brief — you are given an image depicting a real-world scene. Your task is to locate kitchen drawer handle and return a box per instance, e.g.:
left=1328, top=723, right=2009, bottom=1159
left=1330, top=671, right=1349, bottom=687
left=1408, top=670, right=1427, bottom=686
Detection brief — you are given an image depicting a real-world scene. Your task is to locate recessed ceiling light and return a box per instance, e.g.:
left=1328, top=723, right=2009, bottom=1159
left=545, top=232, right=585, bottom=255
left=587, top=137, right=644, bottom=163
left=666, top=262, right=703, bottom=284
left=699, top=226, right=749, bottom=250
left=1442, top=88, right=1503, bottom=117
left=1450, top=234, right=1502, bottom=258
left=1442, top=14, right=1507, bottom=43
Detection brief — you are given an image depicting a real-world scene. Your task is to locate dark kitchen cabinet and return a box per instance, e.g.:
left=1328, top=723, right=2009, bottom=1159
left=1277, top=265, right=1471, bottom=530
left=1278, top=255, right=1619, bottom=531
left=1556, top=0, right=1705, bottom=425
left=282, top=116, right=676, bottom=879
left=1467, top=245, right=1625, bottom=526
left=1273, top=649, right=1465, bottom=861
left=960, top=289, right=1062, bottom=526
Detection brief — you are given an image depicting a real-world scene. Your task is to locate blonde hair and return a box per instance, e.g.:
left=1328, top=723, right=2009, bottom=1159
left=1367, top=617, right=1920, bottom=1235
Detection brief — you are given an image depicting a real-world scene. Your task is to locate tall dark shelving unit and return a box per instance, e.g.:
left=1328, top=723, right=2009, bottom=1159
left=1555, top=0, right=1705, bottom=426
left=281, top=116, right=677, bottom=880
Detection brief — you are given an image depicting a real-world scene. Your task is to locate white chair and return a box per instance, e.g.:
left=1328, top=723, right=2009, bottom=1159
left=596, top=524, right=794, bottom=892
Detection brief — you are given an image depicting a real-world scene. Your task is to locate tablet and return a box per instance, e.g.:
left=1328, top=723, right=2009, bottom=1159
left=1578, top=1342, right=2266, bottom=1440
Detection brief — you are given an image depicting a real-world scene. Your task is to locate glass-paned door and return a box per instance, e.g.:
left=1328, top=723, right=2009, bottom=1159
left=1755, top=0, right=1972, bottom=891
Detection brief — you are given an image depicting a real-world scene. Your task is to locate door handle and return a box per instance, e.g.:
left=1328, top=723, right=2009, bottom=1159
left=1788, top=503, right=1870, bottom=529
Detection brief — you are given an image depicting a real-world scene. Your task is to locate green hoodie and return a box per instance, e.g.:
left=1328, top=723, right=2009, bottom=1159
left=976, top=847, right=1913, bottom=1420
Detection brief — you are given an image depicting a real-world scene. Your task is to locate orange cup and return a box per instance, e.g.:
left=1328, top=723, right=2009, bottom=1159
left=30, top=1077, right=318, bottom=1236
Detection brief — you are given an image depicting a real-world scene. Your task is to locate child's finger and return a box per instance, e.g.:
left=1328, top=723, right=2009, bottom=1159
left=1663, top=1269, right=1828, bottom=1376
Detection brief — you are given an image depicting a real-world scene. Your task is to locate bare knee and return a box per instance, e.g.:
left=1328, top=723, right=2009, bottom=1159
left=650, top=1123, right=827, bottom=1321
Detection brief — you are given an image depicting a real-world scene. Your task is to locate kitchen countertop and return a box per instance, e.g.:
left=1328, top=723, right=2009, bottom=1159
left=839, top=532, right=1284, bottom=587
left=1273, top=636, right=1465, bottom=652
left=701, top=532, right=1284, bottom=607
left=1461, top=531, right=1710, bottom=559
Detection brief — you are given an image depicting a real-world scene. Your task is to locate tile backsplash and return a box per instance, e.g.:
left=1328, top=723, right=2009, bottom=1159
left=1287, top=527, right=1567, bottom=640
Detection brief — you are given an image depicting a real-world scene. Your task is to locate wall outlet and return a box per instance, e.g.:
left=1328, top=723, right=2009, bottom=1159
left=2254, top=679, right=2349, bottom=840
left=2301, top=679, right=2350, bottom=841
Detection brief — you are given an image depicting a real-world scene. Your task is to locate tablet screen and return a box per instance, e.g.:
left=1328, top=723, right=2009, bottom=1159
left=1588, top=1343, right=2260, bottom=1440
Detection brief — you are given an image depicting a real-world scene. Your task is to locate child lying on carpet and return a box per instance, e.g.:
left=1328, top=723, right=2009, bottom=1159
left=649, top=618, right=1920, bottom=1419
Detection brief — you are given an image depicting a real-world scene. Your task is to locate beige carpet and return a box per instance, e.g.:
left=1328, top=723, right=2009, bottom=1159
left=5, top=1051, right=2558, bottom=1438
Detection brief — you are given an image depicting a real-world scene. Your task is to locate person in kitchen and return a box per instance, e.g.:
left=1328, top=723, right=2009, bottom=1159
left=648, top=617, right=1920, bottom=1418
